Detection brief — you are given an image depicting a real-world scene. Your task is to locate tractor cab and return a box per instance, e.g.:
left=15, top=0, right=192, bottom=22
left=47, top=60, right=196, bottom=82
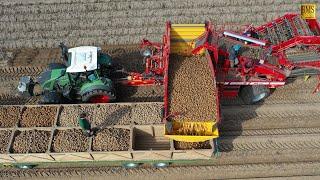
left=66, top=46, right=99, bottom=73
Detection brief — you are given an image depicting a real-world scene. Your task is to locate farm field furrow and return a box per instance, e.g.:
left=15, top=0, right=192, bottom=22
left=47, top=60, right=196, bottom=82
left=0, top=0, right=319, bottom=48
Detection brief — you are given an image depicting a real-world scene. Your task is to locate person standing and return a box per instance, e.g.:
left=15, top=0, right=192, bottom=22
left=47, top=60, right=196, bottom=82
left=228, top=44, right=241, bottom=68
left=78, top=112, right=93, bottom=137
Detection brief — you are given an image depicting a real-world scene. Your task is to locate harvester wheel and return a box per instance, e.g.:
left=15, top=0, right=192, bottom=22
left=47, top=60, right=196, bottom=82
left=82, top=89, right=116, bottom=103
left=240, top=85, right=270, bottom=104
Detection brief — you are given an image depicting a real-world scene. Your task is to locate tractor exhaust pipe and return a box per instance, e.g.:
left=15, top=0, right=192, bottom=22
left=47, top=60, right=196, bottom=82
left=17, top=76, right=35, bottom=96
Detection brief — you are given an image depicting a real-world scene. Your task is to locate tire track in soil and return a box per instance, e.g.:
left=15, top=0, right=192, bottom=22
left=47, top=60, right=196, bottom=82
left=218, top=134, right=320, bottom=152
left=221, top=127, right=320, bottom=136
left=1, top=161, right=320, bottom=179
left=220, top=103, right=320, bottom=131
left=0, top=66, right=45, bottom=78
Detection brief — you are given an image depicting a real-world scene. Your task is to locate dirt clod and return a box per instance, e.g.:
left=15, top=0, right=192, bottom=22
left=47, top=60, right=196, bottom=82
left=0, top=106, right=20, bottom=128
left=20, top=106, right=57, bottom=127
left=12, top=130, right=50, bottom=153
left=0, top=130, right=12, bottom=153
left=52, top=129, right=88, bottom=153
left=168, top=55, right=217, bottom=121
left=93, top=128, right=130, bottom=151
left=174, top=141, right=211, bottom=150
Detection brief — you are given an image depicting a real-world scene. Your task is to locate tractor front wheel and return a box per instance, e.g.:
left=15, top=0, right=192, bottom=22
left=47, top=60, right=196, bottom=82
left=41, top=91, right=63, bottom=104
left=82, top=89, right=115, bottom=103
left=240, top=85, right=270, bottom=104
left=48, top=63, right=66, bottom=70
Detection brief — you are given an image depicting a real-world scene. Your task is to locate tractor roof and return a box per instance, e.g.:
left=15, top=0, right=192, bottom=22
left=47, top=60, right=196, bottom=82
left=66, top=46, right=101, bottom=73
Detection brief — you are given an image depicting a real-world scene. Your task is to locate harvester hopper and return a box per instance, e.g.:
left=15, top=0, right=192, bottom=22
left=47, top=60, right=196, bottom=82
left=163, top=22, right=219, bottom=142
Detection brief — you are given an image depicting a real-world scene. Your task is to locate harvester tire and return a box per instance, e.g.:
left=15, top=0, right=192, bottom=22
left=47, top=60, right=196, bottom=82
left=240, top=85, right=270, bottom=104
left=82, top=89, right=116, bottom=103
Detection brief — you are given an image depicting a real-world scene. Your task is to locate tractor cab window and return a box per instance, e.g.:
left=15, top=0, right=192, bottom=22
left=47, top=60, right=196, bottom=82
left=67, top=52, right=72, bottom=66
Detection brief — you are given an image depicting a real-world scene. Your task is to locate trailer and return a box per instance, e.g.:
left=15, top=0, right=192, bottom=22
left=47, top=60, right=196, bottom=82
left=0, top=103, right=218, bottom=169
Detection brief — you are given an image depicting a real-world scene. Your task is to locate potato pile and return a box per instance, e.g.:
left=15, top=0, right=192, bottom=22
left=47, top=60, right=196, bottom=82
left=58, top=105, right=95, bottom=127
left=168, top=55, right=217, bottom=121
left=59, top=104, right=132, bottom=127
left=131, top=103, right=163, bottom=125
left=93, top=128, right=130, bottom=151
left=51, top=129, right=88, bottom=153
left=174, top=141, right=211, bottom=150
left=12, top=130, right=50, bottom=153
left=0, top=106, right=20, bottom=128
left=20, top=106, right=57, bottom=127
left=91, top=104, right=132, bottom=126
left=0, top=130, right=12, bottom=153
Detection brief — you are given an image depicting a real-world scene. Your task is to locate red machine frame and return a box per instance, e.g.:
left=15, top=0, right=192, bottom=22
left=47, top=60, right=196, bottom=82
left=119, top=13, right=320, bottom=99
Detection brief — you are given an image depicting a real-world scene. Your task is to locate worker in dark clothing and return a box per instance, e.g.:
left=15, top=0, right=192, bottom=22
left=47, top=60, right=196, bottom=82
left=78, top=112, right=93, bottom=137
left=228, top=44, right=241, bottom=68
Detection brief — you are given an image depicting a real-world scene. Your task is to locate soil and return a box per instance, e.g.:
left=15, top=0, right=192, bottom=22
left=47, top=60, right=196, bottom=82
left=174, top=140, right=211, bottom=150
left=168, top=55, right=217, bottom=121
left=0, top=130, right=12, bottom=153
left=0, top=106, right=20, bottom=128
left=20, top=106, right=57, bottom=127
left=11, top=130, right=50, bottom=153
left=0, top=1, right=305, bottom=50
left=7, top=45, right=144, bottom=71
left=0, top=77, right=19, bottom=96
left=92, top=128, right=130, bottom=151
left=51, top=129, right=88, bottom=153
left=8, top=48, right=60, bottom=67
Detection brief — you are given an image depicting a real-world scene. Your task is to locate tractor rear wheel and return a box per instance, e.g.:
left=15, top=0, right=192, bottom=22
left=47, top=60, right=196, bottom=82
left=240, top=85, right=270, bottom=104
left=82, top=89, right=116, bottom=103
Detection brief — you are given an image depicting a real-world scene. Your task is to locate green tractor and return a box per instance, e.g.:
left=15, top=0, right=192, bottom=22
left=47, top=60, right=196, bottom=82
left=18, top=45, right=116, bottom=104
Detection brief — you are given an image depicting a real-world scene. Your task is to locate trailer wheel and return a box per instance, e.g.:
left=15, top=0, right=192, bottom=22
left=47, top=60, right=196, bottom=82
left=15, top=164, right=37, bottom=169
left=153, top=162, right=170, bottom=168
left=240, top=85, right=270, bottom=104
left=122, top=162, right=140, bottom=169
left=2, top=163, right=13, bottom=168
